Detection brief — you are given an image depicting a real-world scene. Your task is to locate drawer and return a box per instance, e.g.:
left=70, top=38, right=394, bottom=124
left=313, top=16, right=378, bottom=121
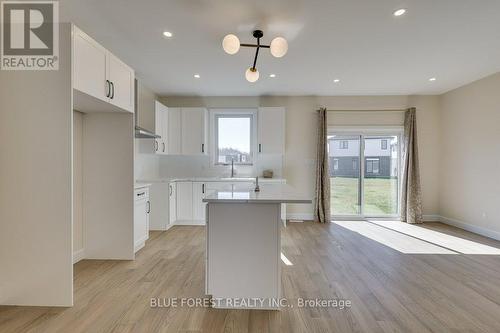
left=134, top=188, right=149, bottom=201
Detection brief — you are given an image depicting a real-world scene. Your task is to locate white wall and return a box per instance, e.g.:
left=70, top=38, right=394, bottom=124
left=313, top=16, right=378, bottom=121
left=0, top=24, right=73, bottom=306
left=439, top=72, right=500, bottom=237
left=83, top=113, right=135, bottom=260
left=73, top=111, right=84, bottom=256
left=161, top=95, right=441, bottom=219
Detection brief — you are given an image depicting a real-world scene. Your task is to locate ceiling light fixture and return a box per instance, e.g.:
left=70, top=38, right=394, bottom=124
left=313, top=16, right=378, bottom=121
left=333, top=79, right=340, bottom=83
left=222, top=30, right=288, bottom=82
left=269, top=74, right=276, bottom=78
left=429, top=77, right=436, bottom=81
left=163, top=31, right=173, bottom=38
left=194, top=74, right=200, bottom=78
left=393, top=8, right=406, bottom=16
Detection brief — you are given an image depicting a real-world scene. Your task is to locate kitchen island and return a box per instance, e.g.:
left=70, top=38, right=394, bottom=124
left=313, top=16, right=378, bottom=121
left=203, top=184, right=311, bottom=309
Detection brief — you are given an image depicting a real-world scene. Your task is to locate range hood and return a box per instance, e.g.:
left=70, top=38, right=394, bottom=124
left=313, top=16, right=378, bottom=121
left=134, top=79, right=161, bottom=139
left=135, top=126, right=161, bottom=139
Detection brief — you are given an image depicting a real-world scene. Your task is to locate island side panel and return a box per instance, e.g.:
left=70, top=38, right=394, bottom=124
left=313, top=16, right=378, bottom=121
left=206, top=202, right=281, bottom=306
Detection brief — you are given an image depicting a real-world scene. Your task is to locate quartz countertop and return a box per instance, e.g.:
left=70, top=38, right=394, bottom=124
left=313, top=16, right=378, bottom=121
left=136, top=177, right=286, bottom=183
left=203, top=184, right=311, bottom=204
left=134, top=182, right=152, bottom=189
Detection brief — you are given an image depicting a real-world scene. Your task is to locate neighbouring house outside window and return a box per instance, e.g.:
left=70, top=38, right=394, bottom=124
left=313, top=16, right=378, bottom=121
left=215, top=113, right=254, bottom=164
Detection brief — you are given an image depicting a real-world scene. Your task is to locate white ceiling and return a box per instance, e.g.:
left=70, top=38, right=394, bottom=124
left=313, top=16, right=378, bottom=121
left=60, top=0, right=500, bottom=96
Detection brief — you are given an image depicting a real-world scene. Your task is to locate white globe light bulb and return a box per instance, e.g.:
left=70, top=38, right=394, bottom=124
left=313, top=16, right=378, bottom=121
left=222, top=34, right=240, bottom=55
left=270, top=37, right=288, bottom=58
left=245, top=68, right=259, bottom=82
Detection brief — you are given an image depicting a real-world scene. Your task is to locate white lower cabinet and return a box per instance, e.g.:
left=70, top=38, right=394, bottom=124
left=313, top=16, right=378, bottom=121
left=176, top=182, right=206, bottom=225
left=169, top=179, right=287, bottom=226
left=176, top=181, right=193, bottom=222
left=134, top=187, right=150, bottom=253
left=169, top=182, right=177, bottom=225
left=192, top=182, right=206, bottom=222
left=148, top=182, right=174, bottom=231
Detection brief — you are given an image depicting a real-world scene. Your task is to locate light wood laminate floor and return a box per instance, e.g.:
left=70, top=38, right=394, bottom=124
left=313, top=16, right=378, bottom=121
left=2, top=221, right=500, bottom=332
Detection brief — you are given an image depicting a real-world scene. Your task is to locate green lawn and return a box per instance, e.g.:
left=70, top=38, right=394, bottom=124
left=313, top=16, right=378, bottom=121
left=331, top=177, right=398, bottom=216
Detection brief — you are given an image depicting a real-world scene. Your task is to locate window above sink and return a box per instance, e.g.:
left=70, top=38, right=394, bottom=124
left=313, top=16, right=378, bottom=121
left=211, top=109, right=257, bottom=166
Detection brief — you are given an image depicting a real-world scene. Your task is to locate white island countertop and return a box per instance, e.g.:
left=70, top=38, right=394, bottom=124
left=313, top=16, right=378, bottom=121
left=203, top=184, right=312, bottom=204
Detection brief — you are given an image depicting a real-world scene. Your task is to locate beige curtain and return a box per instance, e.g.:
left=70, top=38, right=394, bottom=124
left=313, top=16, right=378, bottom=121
left=400, top=108, right=423, bottom=224
left=314, top=108, right=331, bottom=223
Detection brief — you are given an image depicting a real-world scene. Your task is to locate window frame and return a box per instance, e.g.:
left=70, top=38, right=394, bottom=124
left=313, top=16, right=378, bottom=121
left=339, top=140, right=349, bottom=149
left=366, top=158, right=380, bottom=174
left=381, top=139, right=388, bottom=150
left=210, top=109, right=257, bottom=166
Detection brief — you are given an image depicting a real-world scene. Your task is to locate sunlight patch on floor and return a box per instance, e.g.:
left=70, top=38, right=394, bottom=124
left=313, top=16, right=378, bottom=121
left=334, top=220, right=456, bottom=254
left=367, top=220, right=500, bottom=255
left=334, top=220, right=500, bottom=255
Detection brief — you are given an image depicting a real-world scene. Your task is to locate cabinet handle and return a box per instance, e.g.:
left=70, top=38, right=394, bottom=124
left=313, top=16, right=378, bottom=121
left=259, top=144, right=262, bottom=153
left=137, top=192, right=145, bottom=196
left=162, top=142, right=165, bottom=152
left=169, top=185, right=172, bottom=196
left=110, top=81, right=115, bottom=99
left=202, top=183, right=205, bottom=194
left=146, top=200, right=151, bottom=213
left=201, top=143, right=204, bottom=153
left=105, top=80, right=110, bottom=97
left=155, top=140, right=158, bottom=151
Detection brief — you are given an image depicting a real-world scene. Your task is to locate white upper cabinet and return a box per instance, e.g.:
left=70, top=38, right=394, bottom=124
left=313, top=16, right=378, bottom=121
left=155, top=101, right=168, bottom=154
left=168, top=107, right=182, bottom=155
left=73, top=27, right=108, bottom=102
left=72, top=25, right=134, bottom=113
left=161, top=105, right=169, bottom=154
left=181, top=108, right=208, bottom=155
left=107, top=53, right=134, bottom=112
left=258, top=107, right=285, bottom=154
left=154, top=101, right=163, bottom=153
left=140, top=100, right=169, bottom=154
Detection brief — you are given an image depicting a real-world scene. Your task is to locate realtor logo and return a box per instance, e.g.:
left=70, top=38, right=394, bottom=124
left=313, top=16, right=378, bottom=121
left=1, top=0, right=59, bottom=70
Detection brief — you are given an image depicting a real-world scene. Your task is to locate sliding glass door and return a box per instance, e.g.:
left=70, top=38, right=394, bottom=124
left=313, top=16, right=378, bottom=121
left=329, top=135, right=361, bottom=215
left=329, top=131, right=401, bottom=218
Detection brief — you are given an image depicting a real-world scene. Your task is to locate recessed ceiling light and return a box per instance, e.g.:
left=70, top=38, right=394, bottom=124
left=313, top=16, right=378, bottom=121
left=393, top=8, right=406, bottom=17
left=163, top=31, right=173, bottom=38
left=333, top=79, right=340, bottom=83
left=429, top=77, right=436, bottom=81
left=269, top=74, right=276, bottom=78
left=194, top=74, right=200, bottom=78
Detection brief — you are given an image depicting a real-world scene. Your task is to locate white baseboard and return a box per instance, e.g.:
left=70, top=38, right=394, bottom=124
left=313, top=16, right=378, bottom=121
left=438, top=215, right=500, bottom=241
left=422, top=214, right=441, bottom=222
left=286, top=213, right=314, bottom=221
left=174, top=219, right=206, bottom=226
left=150, top=224, right=175, bottom=231
left=134, top=235, right=149, bottom=253
left=73, top=248, right=85, bottom=264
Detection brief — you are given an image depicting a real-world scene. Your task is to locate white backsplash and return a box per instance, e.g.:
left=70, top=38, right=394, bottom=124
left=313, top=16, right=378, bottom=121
left=135, top=139, right=284, bottom=180
left=159, top=154, right=283, bottom=179
left=134, top=140, right=161, bottom=180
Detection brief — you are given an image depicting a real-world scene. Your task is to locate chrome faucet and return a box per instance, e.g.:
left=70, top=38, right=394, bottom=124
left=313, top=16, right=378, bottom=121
left=254, top=176, right=260, bottom=192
